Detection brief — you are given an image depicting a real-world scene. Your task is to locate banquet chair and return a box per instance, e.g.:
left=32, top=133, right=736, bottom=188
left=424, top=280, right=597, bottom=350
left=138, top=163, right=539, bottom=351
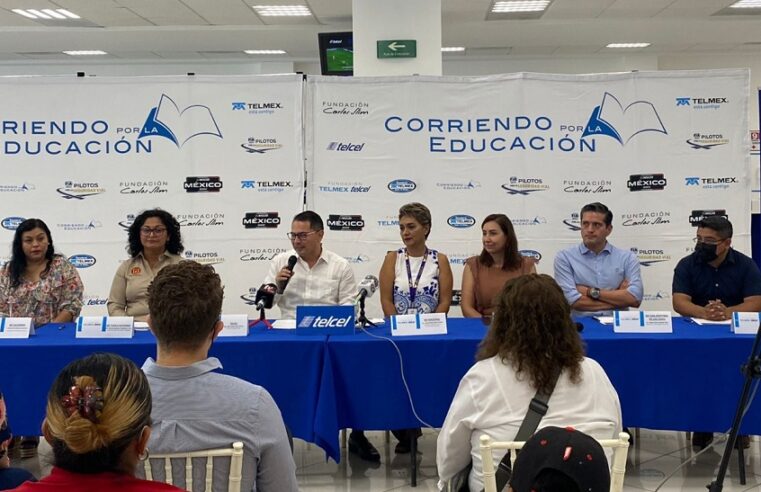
left=479, top=432, right=630, bottom=492
left=143, top=441, right=244, bottom=492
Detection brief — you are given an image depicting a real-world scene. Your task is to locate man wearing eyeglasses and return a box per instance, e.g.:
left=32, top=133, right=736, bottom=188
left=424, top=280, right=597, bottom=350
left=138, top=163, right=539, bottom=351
left=554, top=202, right=643, bottom=316
left=264, top=210, right=357, bottom=320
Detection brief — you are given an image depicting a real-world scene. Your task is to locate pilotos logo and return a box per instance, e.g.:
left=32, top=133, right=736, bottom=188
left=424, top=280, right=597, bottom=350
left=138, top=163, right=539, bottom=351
left=1, top=217, right=25, bottom=230
left=68, top=254, right=96, bottom=269
left=388, top=179, right=417, bottom=193
left=240, top=180, right=293, bottom=192
left=675, top=97, right=728, bottom=110
left=344, top=254, right=371, bottom=264
left=57, top=220, right=102, bottom=232
left=686, top=132, right=729, bottom=150
left=184, top=250, right=224, bottom=265
left=437, top=181, right=481, bottom=191
left=327, top=214, right=365, bottom=231
left=118, top=214, right=136, bottom=231
left=684, top=176, right=738, bottom=190
left=447, top=215, right=476, bottom=228
left=563, top=179, right=612, bottom=194
left=520, top=250, right=542, bottom=261
left=0, top=183, right=34, bottom=193
left=239, top=247, right=287, bottom=262
left=563, top=213, right=581, bottom=231
left=57, top=181, right=106, bottom=200
left=326, top=141, right=365, bottom=152
left=501, top=177, right=550, bottom=195
left=298, top=315, right=352, bottom=328
left=321, top=101, right=370, bottom=116
left=176, top=212, right=225, bottom=227
left=120, top=180, right=168, bottom=195
left=241, top=137, right=282, bottom=154
left=621, top=211, right=671, bottom=227
left=319, top=182, right=371, bottom=193
left=231, top=102, right=283, bottom=115
left=512, top=216, right=547, bottom=227
left=689, top=209, right=728, bottom=227
left=242, top=212, right=281, bottom=229
left=139, top=94, right=222, bottom=148
left=184, top=176, right=222, bottom=193
left=630, top=247, right=671, bottom=267
left=627, top=174, right=667, bottom=192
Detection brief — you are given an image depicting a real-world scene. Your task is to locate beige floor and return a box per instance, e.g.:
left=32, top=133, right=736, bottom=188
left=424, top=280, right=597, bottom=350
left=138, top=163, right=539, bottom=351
left=10, top=429, right=761, bottom=491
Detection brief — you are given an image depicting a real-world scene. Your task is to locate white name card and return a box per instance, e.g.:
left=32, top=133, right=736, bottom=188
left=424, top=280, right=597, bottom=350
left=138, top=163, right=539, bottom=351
left=613, top=310, right=672, bottom=333
left=76, top=316, right=134, bottom=339
left=732, top=312, right=761, bottom=334
left=0, top=317, right=34, bottom=339
left=390, top=313, right=448, bottom=337
left=218, top=314, right=249, bottom=337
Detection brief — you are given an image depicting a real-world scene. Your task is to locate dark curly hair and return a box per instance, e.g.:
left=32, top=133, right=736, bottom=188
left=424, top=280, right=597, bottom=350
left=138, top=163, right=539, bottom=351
left=127, top=209, right=183, bottom=258
left=477, top=274, right=584, bottom=393
left=7, top=218, right=56, bottom=288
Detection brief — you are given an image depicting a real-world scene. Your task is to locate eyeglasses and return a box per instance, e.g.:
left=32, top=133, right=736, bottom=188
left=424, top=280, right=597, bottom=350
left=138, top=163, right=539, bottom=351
left=140, top=227, right=167, bottom=236
left=694, top=237, right=725, bottom=246
left=287, top=231, right=317, bottom=241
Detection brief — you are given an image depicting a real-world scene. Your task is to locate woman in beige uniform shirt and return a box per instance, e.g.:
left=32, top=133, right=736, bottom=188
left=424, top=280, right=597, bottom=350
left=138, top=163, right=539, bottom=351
left=107, top=209, right=183, bottom=321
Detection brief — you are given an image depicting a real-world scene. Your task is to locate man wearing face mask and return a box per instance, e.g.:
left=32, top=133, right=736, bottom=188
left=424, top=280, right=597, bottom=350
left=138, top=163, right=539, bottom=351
left=673, top=216, right=761, bottom=322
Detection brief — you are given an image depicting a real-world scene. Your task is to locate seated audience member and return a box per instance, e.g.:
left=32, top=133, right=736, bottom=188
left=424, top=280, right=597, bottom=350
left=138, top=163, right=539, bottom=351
left=108, top=209, right=184, bottom=321
left=143, top=261, right=298, bottom=491
left=0, top=394, right=36, bottom=489
left=509, top=426, right=610, bottom=492
left=264, top=211, right=356, bottom=319
left=672, top=215, right=761, bottom=449
left=436, top=274, right=621, bottom=492
left=553, top=202, right=642, bottom=316
left=461, top=214, right=536, bottom=319
left=9, top=353, right=183, bottom=492
left=0, top=218, right=83, bottom=458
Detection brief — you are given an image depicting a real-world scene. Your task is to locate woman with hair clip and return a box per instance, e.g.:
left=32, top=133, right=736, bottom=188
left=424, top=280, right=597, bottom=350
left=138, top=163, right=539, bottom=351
left=108, top=209, right=184, bottom=321
left=9, top=353, right=182, bottom=492
left=436, top=274, right=621, bottom=492
left=461, top=214, right=536, bottom=319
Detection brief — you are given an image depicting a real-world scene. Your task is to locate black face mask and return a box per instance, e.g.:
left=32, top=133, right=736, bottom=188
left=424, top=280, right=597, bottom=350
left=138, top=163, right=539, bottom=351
left=695, top=242, right=719, bottom=262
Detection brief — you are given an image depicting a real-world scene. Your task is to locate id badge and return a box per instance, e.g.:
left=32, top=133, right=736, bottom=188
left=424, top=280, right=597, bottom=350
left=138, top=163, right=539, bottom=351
left=406, top=308, right=418, bottom=315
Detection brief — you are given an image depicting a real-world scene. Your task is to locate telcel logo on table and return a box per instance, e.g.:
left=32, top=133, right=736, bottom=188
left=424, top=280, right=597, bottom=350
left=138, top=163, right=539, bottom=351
left=296, top=305, right=355, bottom=335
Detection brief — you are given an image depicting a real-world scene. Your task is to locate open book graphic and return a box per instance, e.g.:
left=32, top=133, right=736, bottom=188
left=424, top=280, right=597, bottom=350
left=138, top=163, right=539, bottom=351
left=582, top=92, right=667, bottom=144
left=139, top=94, right=222, bottom=147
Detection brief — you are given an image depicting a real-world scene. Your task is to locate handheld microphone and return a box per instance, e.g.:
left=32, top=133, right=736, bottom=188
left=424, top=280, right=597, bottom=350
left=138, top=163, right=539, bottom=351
left=354, top=275, right=379, bottom=304
left=280, top=255, right=298, bottom=291
left=254, top=283, right=277, bottom=311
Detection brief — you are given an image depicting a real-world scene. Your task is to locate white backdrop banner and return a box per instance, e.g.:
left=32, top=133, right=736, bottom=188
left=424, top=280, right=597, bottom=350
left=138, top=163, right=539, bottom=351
left=306, top=70, right=751, bottom=316
left=0, top=74, right=305, bottom=315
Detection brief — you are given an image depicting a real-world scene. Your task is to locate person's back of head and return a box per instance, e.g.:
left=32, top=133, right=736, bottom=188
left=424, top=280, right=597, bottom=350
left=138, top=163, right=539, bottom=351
left=147, top=260, right=224, bottom=352
left=44, top=353, right=152, bottom=475
left=510, top=426, right=609, bottom=492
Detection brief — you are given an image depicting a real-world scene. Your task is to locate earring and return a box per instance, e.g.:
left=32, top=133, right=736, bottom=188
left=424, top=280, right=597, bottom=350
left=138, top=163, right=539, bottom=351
left=139, top=448, right=150, bottom=461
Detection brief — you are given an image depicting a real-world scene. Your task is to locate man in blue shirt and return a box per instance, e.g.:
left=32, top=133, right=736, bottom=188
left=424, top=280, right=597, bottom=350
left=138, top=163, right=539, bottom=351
left=554, top=202, right=643, bottom=316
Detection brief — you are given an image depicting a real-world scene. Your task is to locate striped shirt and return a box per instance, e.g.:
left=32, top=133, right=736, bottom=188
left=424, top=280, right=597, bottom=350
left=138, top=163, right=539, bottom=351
left=142, top=358, right=298, bottom=492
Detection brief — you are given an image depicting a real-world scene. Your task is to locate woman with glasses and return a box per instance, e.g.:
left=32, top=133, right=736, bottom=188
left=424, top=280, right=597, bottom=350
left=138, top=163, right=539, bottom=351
left=108, top=209, right=183, bottom=321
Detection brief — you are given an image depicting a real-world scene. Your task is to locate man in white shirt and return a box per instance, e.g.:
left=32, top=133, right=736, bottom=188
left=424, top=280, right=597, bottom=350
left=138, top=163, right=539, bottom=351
left=265, top=210, right=357, bottom=319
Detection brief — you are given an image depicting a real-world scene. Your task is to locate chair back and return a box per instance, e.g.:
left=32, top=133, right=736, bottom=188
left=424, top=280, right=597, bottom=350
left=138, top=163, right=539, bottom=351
left=143, top=441, right=244, bottom=492
left=479, top=432, right=630, bottom=492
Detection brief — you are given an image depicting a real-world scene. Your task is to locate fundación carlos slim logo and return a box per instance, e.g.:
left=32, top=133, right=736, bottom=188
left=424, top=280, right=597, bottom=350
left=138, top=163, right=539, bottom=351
left=582, top=92, right=667, bottom=145
left=138, top=94, right=222, bottom=148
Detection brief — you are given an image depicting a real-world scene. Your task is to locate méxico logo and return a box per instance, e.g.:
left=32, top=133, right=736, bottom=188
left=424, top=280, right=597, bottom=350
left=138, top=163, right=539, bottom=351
left=582, top=92, right=667, bottom=145
left=138, top=94, right=222, bottom=147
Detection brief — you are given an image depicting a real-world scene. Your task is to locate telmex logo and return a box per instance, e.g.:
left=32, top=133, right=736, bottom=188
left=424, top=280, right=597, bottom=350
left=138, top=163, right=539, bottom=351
left=242, top=212, right=280, bottom=229
left=1, top=217, right=24, bottom=230
left=184, top=176, right=222, bottom=192
left=447, top=215, right=476, bottom=228
left=298, top=315, right=352, bottom=328
left=519, top=250, right=542, bottom=261
left=388, top=179, right=416, bottom=193
left=327, top=214, right=364, bottom=231
left=69, top=254, right=96, bottom=269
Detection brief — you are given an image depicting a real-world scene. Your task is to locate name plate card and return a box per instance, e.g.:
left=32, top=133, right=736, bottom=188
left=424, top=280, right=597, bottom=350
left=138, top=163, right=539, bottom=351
left=390, top=313, right=448, bottom=337
left=76, top=316, right=134, bottom=339
left=218, top=314, right=249, bottom=337
left=732, top=312, right=761, bottom=334
left=613, top=311, right=672, bottom=333
left=0, top=317, right=34, bottom=339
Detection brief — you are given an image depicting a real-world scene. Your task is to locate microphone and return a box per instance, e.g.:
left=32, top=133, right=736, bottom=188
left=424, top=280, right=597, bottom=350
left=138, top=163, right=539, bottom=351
left=279, top=255, right=298, bottom=292
left=254, top=283, right=277, bottom=311
left=354, top=275, right=379, bottom=304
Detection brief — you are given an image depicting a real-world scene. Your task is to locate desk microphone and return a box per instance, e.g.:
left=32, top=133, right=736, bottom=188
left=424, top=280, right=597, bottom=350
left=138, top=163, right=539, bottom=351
left=280, top=255, right=298, bottom=291
left=354, top=275, right=379, bottom=304
left=255, top=283, right=277, bottom=311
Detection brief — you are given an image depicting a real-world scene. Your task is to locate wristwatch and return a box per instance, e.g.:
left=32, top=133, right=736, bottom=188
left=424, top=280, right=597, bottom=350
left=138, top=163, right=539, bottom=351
left=588, top=287, right=601, bottom=300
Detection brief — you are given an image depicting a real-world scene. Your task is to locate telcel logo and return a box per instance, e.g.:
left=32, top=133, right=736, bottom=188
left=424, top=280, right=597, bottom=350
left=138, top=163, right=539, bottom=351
left=299, top=315, right=352, bottom=328
left=447, top=215, right=476, bottom=228
left=69, top=254, right=96, bottom=269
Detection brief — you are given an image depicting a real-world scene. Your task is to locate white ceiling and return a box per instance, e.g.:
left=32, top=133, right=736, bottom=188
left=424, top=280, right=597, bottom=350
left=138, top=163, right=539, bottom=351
left=0, top=0, right=759, bottom=62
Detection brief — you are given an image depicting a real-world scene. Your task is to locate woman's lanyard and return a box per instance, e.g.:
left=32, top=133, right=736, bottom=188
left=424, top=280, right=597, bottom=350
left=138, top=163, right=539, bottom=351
left=404, top=248, right=428, bottom=304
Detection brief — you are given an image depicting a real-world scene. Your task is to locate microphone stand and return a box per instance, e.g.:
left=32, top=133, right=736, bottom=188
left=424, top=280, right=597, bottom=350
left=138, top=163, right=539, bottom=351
left=708, top=321, right=761, bottom=491
left=250, top=303, right=273, bottom=330
left=356, top=294, right=377, bottom=329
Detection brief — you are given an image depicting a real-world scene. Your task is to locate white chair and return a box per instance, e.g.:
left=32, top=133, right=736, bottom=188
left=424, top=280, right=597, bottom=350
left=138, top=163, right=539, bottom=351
left=143, top=442, right=244, bottom=492
left=479, top=432, right=630, bottom=492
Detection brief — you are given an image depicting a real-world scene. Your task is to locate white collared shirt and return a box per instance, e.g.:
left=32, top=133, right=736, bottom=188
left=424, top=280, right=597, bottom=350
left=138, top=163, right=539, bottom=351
left=264, top=249, right=357, bottom=319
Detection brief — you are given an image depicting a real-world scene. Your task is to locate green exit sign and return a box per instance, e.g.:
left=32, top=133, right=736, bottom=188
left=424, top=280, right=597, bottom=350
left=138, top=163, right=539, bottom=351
left=377, top=40, right=417, bottom=59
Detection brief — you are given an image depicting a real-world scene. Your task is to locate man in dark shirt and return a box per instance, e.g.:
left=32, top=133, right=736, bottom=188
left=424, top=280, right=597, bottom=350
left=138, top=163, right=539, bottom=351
left=672, top=216, right=761, bottom=448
